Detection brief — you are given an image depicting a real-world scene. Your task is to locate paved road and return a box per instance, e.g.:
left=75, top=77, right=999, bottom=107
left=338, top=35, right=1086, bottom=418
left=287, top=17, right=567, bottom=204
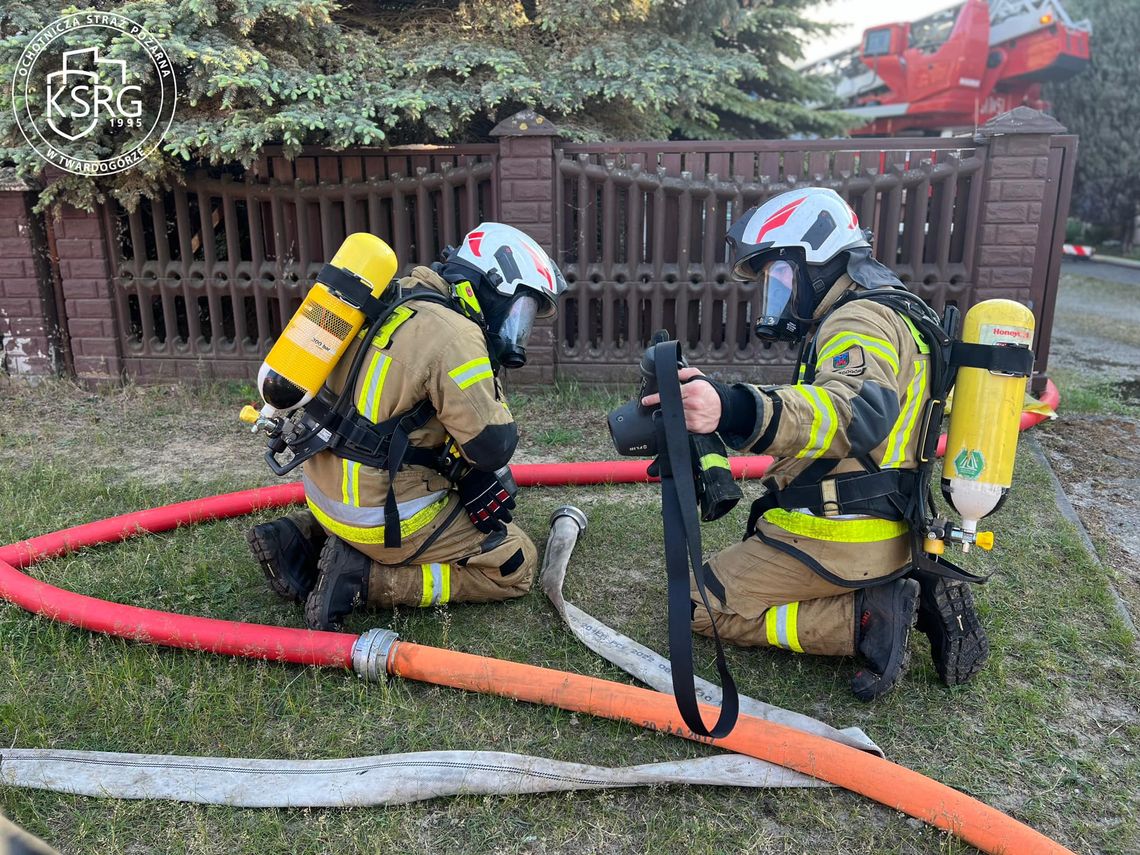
left=1062, top=259, right=1140, bottom=286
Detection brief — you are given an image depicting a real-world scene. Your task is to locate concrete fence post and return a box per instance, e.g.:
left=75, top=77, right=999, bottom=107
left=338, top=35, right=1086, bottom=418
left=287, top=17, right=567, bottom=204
left=491, top=110, right=559, bottom=385
left=0, top=170, right=62, bottom=381
left=973, top=106, right=1070, bottom=389
left=50, top=202, right=123, bottom=384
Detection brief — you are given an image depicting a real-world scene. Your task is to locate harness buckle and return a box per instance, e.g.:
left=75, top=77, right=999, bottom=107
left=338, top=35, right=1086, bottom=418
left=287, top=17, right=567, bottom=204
left=819, top=479, right=841, bottom=517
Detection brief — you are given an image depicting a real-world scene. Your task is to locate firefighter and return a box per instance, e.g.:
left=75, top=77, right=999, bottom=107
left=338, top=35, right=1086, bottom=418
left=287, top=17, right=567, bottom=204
left=644, top=188, right=987, bottom=700
left=248, top=224, right=566, bottom=631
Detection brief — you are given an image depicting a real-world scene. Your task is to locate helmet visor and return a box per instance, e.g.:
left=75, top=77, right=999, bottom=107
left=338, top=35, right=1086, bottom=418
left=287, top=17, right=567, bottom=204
left=758, top=260, right=798, bottom=324
left=495, top=294, right=540, bottom=368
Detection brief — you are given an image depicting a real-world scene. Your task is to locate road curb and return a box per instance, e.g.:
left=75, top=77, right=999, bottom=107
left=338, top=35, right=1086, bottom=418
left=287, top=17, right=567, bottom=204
left=1088, top=254, right=1140, bottom=270
left=1024, top=435, right=1138, bottom=640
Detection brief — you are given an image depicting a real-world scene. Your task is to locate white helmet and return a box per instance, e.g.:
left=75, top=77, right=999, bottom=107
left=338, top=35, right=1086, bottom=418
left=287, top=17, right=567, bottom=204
left=727, top=188, right=869, bottom=278
left=726, top=188, right=871, bottom=342
left=440, top=223, right=566, bottom=369
left=451, top=222, right=566, bottom=318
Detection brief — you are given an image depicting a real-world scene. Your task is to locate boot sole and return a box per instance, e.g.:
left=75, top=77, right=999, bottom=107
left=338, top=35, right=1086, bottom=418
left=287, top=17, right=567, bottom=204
left=303, top=582, right=341, bottom=632
left=246, top=526, right=308, bottom=604
left=851, top=579, right=919, bottom=702
left=303, top=539, right=368, bottom=632
left=917, top=575, right=989, bottom=687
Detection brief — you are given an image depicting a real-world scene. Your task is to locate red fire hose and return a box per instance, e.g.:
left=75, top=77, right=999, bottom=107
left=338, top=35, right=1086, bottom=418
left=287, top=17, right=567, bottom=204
left=0, top=380, right=1065, bottom=854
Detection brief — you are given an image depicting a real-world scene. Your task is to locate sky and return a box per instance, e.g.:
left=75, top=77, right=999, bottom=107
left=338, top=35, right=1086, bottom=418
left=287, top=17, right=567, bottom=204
left=803, top=0, right=964, bottom=64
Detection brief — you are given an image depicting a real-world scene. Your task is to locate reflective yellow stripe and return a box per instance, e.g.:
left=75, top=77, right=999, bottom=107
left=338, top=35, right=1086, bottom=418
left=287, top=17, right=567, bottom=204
left=449, top=357, right=494, bottom=390
left=793, top=385, right=838, bottom=459
left=785, top=601, right=803, bottom=653
left=341, top=459, right=361, bottom=507
left=900, top=315, right=930, bottom=354
left=699, top=453, right=730, bottom=471
left=762, top=508, right=909, bottom=542
left=765, top=608, right=780, bottom=648
left=766, top=602, right=805, bottom=653
left=357, top=351, right=393, bottom=422
left=372, top=305, right=415, bottom=350
left=882, top=359, right=927, bottom=468
left=817, top=332, right=900, bottom=374
left=419, top=562, right=452, bottom=607
left=305, top=495, right=449, bottom=545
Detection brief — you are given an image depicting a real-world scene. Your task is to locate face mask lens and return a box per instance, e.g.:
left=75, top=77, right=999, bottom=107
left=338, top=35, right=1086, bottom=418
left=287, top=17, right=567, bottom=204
left=495, top=294, right=540, bottom=367
left=759, top=260, right=797, bottom=321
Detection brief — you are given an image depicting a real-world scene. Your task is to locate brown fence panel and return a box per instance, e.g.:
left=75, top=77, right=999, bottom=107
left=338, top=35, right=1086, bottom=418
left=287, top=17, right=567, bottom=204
left=553, top=139, right=987, bottom=384
left=104, top=147, right=498, bottom=381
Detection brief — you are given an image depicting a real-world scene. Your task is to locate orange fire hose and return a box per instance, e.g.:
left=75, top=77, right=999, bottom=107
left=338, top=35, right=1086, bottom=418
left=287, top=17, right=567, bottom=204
left=388, top=641, right=1073, bottom=855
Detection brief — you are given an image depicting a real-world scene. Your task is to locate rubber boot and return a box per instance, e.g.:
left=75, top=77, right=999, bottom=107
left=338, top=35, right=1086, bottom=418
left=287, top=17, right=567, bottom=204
left=914, top=570, right=989, bottom=686
left=246, top=513, right=325, bottom=603
left=304, top=535, right=371, bottom=631
left=851, top=578, right=920, bottom=701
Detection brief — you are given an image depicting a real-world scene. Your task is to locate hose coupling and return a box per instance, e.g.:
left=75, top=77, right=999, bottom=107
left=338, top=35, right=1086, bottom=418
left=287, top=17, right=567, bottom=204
left=352, top=628, right=400, bottom=681
left=550, top=505, right=587, bottom=534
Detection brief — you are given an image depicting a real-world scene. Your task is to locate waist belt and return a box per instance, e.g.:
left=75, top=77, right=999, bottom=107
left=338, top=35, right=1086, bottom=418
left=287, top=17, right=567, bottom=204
left=281, top=396, right=448, bottom=549
left=754, top=468, right=921, bottom=522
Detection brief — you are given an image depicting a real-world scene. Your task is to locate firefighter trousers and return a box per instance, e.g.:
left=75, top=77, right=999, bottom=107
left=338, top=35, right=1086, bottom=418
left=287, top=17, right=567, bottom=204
left=301, top=496, right=536, bottom=609
left=690, top=517, right=911, bottom=658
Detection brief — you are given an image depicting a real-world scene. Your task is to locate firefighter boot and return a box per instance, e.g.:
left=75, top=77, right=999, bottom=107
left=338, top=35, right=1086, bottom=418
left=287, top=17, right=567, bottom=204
left=246, top=512, right=325, bottom=603
left=914, top=570, right=989, bottom=686
left=851, top=578, right=920, bottom=701
left=304, top=536, right=371, bottom=631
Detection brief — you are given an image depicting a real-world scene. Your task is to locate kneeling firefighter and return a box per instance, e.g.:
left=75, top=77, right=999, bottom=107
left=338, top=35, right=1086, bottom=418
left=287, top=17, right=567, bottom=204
left=639, top=187, right=1033, bottom=701
left=244, top=223, right=566, bottom=630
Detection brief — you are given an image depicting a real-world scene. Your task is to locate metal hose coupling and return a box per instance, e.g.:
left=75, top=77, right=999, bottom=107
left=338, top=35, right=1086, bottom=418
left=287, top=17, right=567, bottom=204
left=550, top=505, right=587, bottom=534
left=352, top=628, right=400, bottom=681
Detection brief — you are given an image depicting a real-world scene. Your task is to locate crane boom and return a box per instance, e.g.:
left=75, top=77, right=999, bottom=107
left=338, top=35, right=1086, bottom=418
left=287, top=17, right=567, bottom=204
left=804, top=0, right=1091, bottom=135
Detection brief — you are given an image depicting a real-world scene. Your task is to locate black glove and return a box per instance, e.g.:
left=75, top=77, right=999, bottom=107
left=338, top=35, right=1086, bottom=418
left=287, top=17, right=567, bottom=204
left=456, top=466, right=517, bottom=533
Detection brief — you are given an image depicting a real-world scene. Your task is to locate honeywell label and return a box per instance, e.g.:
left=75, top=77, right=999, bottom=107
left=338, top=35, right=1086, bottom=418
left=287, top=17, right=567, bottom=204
left=979, top=323, right=1032, bottom=347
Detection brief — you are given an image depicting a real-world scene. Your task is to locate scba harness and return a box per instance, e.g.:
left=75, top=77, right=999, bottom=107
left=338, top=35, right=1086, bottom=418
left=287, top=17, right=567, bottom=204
left=745, top=287, right=1035, bottom=586
left=261, top=266, right=477, bottom=549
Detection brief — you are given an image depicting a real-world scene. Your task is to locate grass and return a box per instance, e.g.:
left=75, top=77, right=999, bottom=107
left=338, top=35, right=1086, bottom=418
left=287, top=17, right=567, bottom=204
left=0, top=377, right=1137, bottom=855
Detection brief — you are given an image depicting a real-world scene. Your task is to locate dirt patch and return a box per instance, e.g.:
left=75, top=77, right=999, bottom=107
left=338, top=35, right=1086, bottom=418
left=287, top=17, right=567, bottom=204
left=0, top=381, right=276, bottom=488
left=1038, top=415, right=1140, bottom=619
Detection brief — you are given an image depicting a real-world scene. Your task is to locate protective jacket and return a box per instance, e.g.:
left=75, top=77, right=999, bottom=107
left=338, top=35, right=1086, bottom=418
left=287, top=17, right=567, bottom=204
left=719, top=274, right=931, bottom=584
left=302, top=266, right=517, bottom=554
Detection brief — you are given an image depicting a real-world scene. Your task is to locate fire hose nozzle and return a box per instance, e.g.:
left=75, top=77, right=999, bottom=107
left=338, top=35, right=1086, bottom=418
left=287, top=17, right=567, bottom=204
left=550, top=505, right=587, bottom=534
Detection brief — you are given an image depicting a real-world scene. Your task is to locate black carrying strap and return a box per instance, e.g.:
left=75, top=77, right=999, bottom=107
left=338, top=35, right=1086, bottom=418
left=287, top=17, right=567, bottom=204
left=381, top=401, right=440, bottom=549
left=318, top=263, right=390, bottom=322
left=654, top=341, right=739, bottom=739
left=910, top=543, right=990, bottom=584
left=951, top=341, right=1034, bottom=376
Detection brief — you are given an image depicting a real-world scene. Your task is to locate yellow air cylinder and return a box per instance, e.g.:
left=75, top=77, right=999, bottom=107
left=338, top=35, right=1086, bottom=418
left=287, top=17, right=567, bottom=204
left=941, top=299, right=1035, bottom=540
left=257, top=233, right=398, bottom=416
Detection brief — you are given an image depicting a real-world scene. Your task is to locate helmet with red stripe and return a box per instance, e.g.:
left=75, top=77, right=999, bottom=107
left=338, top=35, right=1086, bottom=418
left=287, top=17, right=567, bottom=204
left=726, top=188, right=872, bottom=343
left=440, top=222, right=566, bottom=369
left=451, top=222, right=565, bottom=318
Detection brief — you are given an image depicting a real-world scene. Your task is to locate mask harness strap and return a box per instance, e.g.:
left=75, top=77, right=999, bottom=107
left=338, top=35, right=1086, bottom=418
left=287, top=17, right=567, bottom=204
left=654, top=341, right=740, bottom=739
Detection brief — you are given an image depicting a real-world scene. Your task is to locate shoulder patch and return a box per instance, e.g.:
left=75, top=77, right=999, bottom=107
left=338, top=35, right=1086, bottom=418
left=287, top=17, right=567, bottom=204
left=831, top=345, right=865, bottom=376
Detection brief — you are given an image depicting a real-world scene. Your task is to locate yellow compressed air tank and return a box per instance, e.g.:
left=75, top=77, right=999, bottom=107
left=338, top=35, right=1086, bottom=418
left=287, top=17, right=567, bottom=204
left=941, top=299, right=1035, bottom=540
left=257, top=233, right=398, bottom=416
